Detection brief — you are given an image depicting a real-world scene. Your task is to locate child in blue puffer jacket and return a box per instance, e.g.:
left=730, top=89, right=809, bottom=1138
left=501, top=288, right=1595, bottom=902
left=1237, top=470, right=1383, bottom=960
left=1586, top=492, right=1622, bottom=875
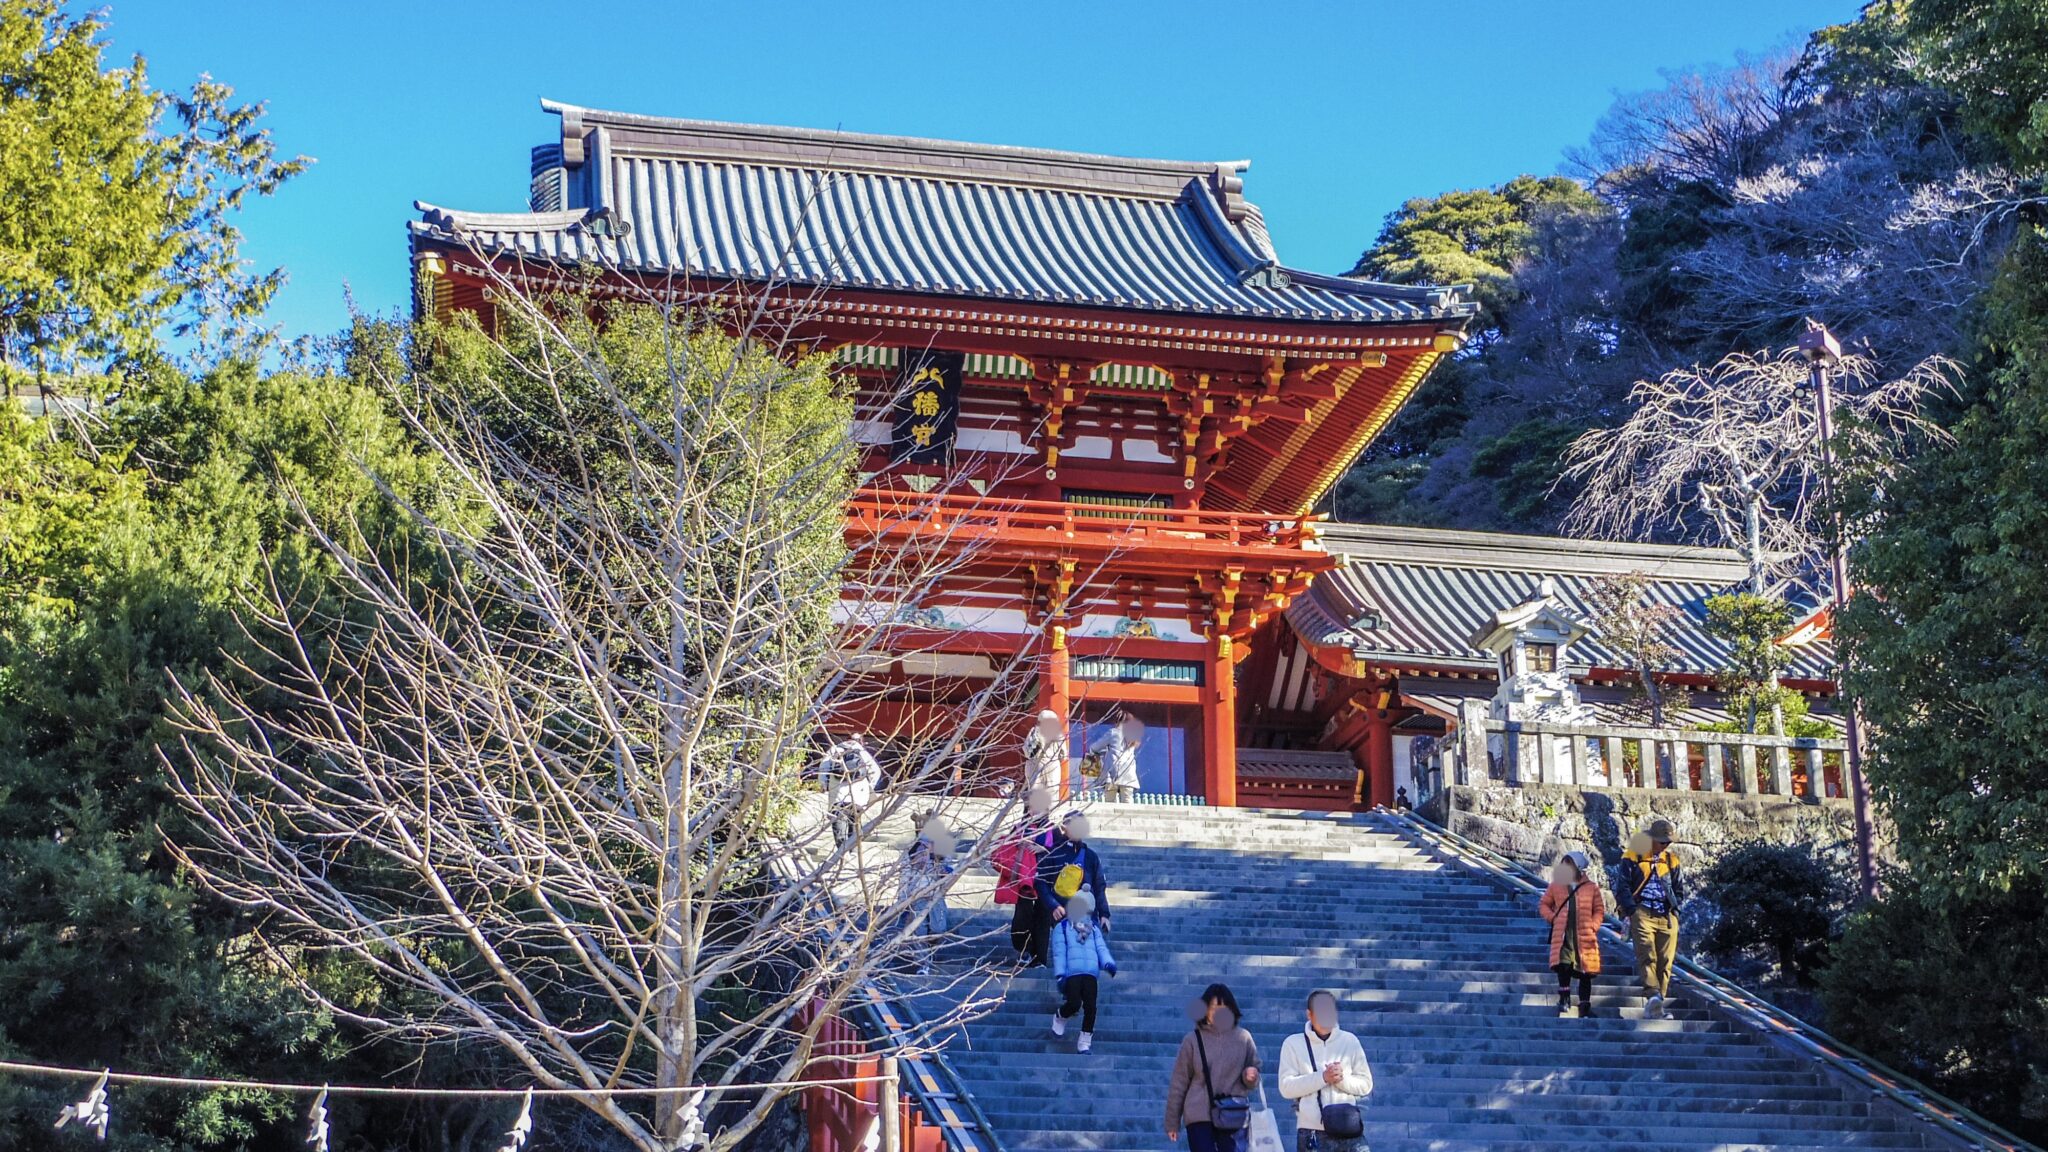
left=1050, top=889, right=1116, bottom=1053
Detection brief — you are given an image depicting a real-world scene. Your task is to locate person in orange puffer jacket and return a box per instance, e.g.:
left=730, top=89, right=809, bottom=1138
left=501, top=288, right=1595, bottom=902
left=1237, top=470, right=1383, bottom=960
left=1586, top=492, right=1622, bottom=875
left=1538, top=850, right=1606, bottom=1018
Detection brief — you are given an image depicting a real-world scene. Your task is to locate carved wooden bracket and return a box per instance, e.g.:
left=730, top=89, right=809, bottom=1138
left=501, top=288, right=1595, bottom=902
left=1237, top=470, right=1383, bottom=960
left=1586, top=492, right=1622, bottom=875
left=1025, top=361, right=1094, bottom=479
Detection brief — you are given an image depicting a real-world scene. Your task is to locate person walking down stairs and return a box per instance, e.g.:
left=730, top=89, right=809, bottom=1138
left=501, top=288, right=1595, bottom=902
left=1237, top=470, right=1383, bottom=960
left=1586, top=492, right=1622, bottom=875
left=1616, top=820, right=1687, bottom=1018
left=1167, top=983, right=1261, bottom=1152
left=1023, top=710, right=1071, bottom=799
left=1277, top=990, right=1373, bottom=1152
left=1049, top=888, right=1117, bottom=1054
left=1038, top=811, right=1112, bottom=935
left=992, top=789, right=1060, bottom=967
left=1538, top=850, right=1605, bottom=1018
left=900, top=811, right=955, bottom=974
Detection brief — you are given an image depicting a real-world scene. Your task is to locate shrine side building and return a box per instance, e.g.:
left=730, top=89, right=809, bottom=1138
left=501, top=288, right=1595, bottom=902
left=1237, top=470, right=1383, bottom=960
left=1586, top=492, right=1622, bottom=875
left=409, top=102, right=1836, bottom=810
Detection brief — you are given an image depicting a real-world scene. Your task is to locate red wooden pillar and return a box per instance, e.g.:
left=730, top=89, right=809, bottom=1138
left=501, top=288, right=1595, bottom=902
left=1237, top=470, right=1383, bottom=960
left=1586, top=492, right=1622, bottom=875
left=1362, top=682, right=1395, bottom=808
left=1038, top=624, right=1072, bottom=800
left=1203, top=633, right=1238, bottom=807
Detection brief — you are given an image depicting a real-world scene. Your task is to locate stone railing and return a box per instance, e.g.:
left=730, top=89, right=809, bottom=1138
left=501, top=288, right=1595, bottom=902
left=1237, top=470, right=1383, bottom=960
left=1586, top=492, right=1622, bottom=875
left=1425, top=699, right=1849, bottom=802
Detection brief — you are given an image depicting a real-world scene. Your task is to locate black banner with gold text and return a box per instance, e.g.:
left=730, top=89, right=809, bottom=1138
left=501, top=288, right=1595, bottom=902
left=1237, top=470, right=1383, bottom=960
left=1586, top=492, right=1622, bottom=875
left=890, top=349, right=963, bottom=465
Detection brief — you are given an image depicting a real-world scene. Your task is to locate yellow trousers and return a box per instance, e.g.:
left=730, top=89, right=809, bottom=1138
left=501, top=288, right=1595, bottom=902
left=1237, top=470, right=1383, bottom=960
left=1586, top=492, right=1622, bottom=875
left=1631, top=908, right=1679, bottom=997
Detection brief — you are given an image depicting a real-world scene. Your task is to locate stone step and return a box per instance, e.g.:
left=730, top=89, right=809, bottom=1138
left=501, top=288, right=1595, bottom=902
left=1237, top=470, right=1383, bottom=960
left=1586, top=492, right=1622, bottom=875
left=824, top=802, right=1963, bottom=1151
left=1005, top=1131, right=1939, bottom=1152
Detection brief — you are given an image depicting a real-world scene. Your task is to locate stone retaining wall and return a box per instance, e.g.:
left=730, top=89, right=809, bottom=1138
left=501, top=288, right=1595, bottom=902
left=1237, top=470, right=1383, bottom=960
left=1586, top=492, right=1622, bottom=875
left=1422, top=782, right=1881, bottom=889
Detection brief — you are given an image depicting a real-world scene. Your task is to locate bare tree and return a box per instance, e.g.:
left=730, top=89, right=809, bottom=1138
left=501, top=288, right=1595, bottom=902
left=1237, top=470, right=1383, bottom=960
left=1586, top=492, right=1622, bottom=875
left=1584, top=571, right=1691, bottom=729
left=1569, top=51, right=1803, bottom=201
left=160, top=265, right=1040, bottom=1151
left=1559, top=345, right=1951, bottom=600
left=1673, top=118, right=2039, bottom=366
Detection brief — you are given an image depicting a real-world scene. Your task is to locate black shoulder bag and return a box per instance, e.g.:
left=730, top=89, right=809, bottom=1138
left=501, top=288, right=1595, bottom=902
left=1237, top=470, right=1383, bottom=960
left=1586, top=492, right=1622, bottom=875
left=1193, top=1028, right=1251, bottom=1133
left=1306, top=1028, right=1364, bottom=1139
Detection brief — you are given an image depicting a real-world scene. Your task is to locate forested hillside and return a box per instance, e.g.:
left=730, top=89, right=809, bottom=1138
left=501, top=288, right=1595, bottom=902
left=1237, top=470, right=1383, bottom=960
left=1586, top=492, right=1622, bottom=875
left=1336, top=0, right=2048, bottom=1134
left=1337, top=3, right=2031, bottom=536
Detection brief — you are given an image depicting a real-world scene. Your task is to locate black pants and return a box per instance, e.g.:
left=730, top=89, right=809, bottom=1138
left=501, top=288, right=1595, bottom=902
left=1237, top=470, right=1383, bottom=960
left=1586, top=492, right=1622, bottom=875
left=1057, top=974, right=1098, bottom=1031
left=1553, top=962, right=1592, bottom=1003
left=1296, top=1131, right=1365, bottom=1151
left=829, top=803, right=858, bottom=846
left=1021, top=891, right=1056, bottom=967
left=1185, top=1122, right=1246, bottom=1152
left=1011, top=892, right=1047, bottom=964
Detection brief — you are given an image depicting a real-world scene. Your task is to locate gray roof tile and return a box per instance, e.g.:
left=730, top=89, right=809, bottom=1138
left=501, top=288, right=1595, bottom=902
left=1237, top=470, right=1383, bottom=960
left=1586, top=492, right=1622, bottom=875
left=1291, top=524, right=1834, bottom=680
left=411, top=103, right=1474, bottom=326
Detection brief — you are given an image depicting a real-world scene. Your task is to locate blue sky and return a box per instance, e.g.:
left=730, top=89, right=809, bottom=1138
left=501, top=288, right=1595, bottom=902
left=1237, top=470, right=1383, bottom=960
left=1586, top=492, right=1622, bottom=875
left=103, top=1, right=1860, bottom=342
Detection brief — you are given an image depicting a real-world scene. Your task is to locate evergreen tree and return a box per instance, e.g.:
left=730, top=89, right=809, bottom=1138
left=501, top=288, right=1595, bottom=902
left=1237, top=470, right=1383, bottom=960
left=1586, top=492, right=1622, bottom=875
left=1701, top=593, right=1797, bottom=735
left=0, top=2, right=304, bottom=374
left=1351, top=175, right=1602, bottom=335
left=1827, top=232, right=2048, bottom=1133
left=0, top=348, right=450, bottom=1147
left=1822, top=0, right=2048, bottom=1112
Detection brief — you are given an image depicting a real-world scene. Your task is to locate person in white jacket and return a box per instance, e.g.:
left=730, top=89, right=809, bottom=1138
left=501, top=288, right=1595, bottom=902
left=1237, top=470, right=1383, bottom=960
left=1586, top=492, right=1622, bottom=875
left=820, top=735, right=881, bottom=846
left=1091, top=714, right=1143, bottom=802
left=1277, top=990, right=1372, bottom=1151
left=1023, top=710, right=1070, bottom=798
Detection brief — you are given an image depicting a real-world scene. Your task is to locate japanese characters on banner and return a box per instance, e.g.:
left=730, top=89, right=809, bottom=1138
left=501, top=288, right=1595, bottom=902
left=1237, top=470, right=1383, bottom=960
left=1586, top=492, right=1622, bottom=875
left=890, top=349, right=963, bottom=465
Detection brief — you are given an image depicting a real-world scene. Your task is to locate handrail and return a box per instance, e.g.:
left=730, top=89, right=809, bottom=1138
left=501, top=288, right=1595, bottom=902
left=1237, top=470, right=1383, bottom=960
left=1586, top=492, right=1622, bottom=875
left=857, top=982, right=1012, bottom=1152
left=1374, top=806, right=2042, bottom=1152
left=766, top=838, right=1011, bottom=1152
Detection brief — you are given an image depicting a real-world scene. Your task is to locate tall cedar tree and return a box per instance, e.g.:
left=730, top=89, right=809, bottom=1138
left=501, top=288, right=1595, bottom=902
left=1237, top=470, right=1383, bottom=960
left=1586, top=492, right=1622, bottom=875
left=0, top=348, right=458, bottom=1148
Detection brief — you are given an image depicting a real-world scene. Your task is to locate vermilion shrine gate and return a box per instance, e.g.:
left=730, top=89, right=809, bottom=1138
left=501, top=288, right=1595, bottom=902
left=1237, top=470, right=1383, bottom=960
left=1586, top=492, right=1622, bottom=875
left=410, top=103, right=1835, bottom=809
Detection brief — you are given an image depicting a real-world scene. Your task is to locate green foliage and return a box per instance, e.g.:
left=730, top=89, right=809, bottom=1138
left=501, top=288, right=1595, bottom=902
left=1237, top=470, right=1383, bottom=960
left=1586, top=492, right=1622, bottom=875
left=1701, top=593, right=1798, bottom=734
left=1698, top=840, right=1850, bottom=983
left=1609, top=179, right=1720, bottom=337
left=425, top=301, right=853, bottom=714
left=1799, top=1, right=1920, bottom=101
left=1352, top=175, right=1602, bottom=333
left=1840, top=229, right=2048, bottom=896
left=1826, top=136, right=2048, bottom=1146
left=1904, top=0, right=2048, bottom=173
left=0, top=2, right=305, bottom=373
left=0, top=346, right=445, bottom=1148
left=1467, top=418, right=1588, bottom=524
left=1823, top=878, right=2048, bottom=1135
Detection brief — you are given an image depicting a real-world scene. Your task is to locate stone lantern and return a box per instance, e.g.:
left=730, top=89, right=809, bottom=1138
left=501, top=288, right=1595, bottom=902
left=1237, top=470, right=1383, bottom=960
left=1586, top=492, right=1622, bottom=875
left=1471, top=578, right=1598, bottom=781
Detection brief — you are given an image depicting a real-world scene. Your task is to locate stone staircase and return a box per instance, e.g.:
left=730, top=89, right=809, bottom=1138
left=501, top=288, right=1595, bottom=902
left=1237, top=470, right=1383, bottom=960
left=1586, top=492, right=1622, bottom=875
left=904, top=803, right=1957, bottom=1152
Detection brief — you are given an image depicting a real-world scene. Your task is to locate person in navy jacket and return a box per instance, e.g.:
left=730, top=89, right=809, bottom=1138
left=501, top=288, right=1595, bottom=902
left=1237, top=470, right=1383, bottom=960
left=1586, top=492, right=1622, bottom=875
left=1037, top=811, right=1111, bottom=932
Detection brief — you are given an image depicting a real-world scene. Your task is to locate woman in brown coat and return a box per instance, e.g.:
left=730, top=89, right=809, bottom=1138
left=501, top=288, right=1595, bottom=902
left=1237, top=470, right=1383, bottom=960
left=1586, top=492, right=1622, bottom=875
left=1538, top=851, right=1606, bottom=1018
left=1165, top=984, right=1260, bottom=1151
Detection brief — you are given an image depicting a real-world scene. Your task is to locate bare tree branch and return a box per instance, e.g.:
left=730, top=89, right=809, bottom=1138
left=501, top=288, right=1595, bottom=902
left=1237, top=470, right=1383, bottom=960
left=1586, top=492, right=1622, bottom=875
left=159, top=263, right=1037, bottom=1151
left=1559, top=346, right=1953, bottom=599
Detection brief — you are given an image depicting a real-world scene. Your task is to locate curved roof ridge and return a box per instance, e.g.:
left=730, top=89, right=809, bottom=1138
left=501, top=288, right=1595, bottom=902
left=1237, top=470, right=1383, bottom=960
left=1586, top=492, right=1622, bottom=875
left=540, top=98, right=1250, bottom=201
left=409, top=103, right=1479, bottom=326
left=1318, top=521, right=1753, bottom=583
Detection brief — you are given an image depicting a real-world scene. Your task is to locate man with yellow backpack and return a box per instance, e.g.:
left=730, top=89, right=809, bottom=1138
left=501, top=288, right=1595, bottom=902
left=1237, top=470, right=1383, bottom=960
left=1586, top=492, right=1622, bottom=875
left=1615, top=819, right=1687, bottom=1019
left=1037, top=811, right=1112, bottom=936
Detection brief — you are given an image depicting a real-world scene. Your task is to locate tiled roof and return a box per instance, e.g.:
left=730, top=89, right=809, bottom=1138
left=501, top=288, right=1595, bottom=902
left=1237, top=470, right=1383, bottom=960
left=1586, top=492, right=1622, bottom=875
left=1289, top=523, right=1835, bottom=681
left=410, top=102, right=1473, bottom=326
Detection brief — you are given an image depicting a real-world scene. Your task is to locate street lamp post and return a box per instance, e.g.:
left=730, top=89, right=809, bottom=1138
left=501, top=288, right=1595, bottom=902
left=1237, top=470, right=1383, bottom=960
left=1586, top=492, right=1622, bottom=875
left=1798, top=320, right=1879, bottom=899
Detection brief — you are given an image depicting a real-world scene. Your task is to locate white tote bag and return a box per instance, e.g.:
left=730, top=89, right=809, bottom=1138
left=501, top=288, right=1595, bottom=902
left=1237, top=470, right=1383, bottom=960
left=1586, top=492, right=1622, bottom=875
left=1248, top=1083, right=1286, bottom=1152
